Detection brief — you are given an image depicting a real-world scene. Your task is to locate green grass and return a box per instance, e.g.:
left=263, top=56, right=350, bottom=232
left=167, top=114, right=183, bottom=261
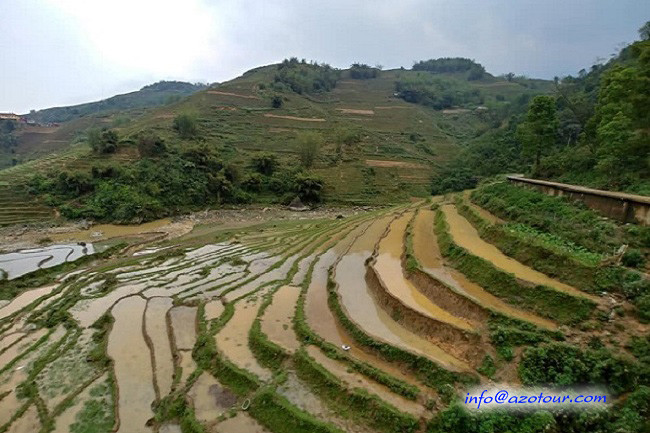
left=434, top=207, right=596, bottom=325
left=293, top=348, right=419, bottom=433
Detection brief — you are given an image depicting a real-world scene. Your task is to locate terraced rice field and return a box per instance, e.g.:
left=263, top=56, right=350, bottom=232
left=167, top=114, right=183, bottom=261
left=0, top=193, right=646, bottom=433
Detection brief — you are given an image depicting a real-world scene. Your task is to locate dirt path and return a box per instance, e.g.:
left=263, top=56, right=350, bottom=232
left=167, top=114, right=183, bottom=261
left=336, top=108, right=375, bottom=115
left=263, top=113, right=326, bottom=122
left=207, top=90, right=260, bottom=99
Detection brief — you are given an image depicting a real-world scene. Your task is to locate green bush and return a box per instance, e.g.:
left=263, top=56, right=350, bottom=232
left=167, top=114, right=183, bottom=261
left=622, top=249, right=645, bottom=268
left=173, top=113, right=198, bottom=139
left=518, top=343, right=639, bottom=395
left=274, top=58, right=340, bottom=94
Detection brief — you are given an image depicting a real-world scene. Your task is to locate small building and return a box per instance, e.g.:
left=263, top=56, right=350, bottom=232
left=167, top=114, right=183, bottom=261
left=0, top=113, right=21, bottom=121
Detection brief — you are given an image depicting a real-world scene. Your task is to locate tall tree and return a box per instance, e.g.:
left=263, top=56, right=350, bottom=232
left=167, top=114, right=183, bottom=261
left=516, top=95, right=558, bottom=168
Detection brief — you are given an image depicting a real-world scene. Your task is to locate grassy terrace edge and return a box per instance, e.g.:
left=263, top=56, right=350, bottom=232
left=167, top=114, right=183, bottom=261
left=433, top=205, right=596, bottom=325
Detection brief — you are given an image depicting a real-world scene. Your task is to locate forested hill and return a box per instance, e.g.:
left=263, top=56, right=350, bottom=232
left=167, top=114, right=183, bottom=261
left=23, top=81, right=208, bottom=124
left=434, top=22, right=650, bottom=196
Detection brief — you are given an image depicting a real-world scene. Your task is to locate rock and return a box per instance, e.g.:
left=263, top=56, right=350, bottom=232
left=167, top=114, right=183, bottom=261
left=288, top=196, right=309, bottom=212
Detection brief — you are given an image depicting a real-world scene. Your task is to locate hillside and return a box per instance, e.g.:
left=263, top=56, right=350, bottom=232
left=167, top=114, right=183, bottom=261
left=0, top=60, right=552, bottom=225
left=23, top=81, right=208, bottom=124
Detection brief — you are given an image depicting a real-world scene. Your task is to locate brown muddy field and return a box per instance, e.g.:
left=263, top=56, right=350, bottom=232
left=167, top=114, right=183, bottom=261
left=0, top=195, right=644, bottom=433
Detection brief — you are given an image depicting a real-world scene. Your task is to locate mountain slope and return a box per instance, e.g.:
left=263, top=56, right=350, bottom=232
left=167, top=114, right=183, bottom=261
left=0, top=61, right=551, bottom=224
left=23, top=81, right=208, bottom=124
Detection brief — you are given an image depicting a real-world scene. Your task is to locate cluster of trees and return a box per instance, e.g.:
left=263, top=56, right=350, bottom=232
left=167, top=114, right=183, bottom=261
left=395, top=74, right=483, bottom=110
left=88, top=128, right=119, bottom=154
left=349, top=63, right=380, bottom=79
left=0, top=119, right=17, bottom=151
left=412, top=57, right=486, bottom=80
left=31, top=126, right=326, bottom=222
left=432, top=22, right=650, bottom=195
left=521, top=33, right=650, bottom=192
left=273, top=58, right=341, bottom=94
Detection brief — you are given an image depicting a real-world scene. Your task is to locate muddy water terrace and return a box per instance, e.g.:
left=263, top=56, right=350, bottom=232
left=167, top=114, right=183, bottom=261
left=0, top=196, right=644, bottom=433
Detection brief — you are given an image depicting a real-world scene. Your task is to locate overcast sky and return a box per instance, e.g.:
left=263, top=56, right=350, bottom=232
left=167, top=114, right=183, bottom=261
left=1, top=0, right=648, bottom=113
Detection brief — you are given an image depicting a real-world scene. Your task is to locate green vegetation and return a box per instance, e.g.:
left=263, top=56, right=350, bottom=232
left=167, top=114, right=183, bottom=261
left=395, top=74, right=483, bottom=110
left=468, top=183, right=649, bottom=321
left=27, top=141, right=322, bottom=221
left=434, top=208, right=596, bottom=325
left=429, top=24, right=650, bottom=195
left=349, top=63, right=380, bottom=79
left=297, top=132, right=322, bottom=168
left=173, top=113, right=199, bottom=139
left=519, top=343, right=643, bottom=395
left=412, top=57, right=486, bottom=80
left=88, top=128, right=119, bottom=154
left=294, top=348, right=419, bottom=433
left=516, top=95, right=558, bottom=167
left=471, top=182, right=647, bottom=252
left=25, top=81, right=207, bottom=124
left=273, top=58, right=340, bottom=94
left=249, top=388, right=343, bottom=433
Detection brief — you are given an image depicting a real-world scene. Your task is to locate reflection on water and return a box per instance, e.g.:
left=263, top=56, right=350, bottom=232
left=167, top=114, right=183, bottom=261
left=0, top=244, right=94, bottom=280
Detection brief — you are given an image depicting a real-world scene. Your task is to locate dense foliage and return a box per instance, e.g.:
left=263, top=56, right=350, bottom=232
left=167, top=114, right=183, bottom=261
left=395, top=74, right=483, bottom=110
left=273, top=58, right=340, bottom=94
left=29, top=137, right=324, bottom=222
left=471, top=182, right=647, bottom=252
left=431, top=23, right=649, bottom=195
left=412, top=57, right=486, bottom=80
left=349, top=63, right=380, bottom=79
left=519, top=343, right=643, bottom=394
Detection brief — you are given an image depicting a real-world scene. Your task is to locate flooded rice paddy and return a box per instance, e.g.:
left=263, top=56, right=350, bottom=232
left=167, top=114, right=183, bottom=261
left=441, top=204, right=597, bottom=301
left=0, top=244, right=94, bottom=280
left=0, top=197, right=623, bottom=432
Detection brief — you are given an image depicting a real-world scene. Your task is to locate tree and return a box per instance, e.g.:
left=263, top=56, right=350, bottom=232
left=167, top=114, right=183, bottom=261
left=271, top=95, right=283, bottom=108
left=173, top=113, right=198, bottom=139
left=516, top=95, right=558, bottom=168
left=297, top=132, right=322, bottom=168
left=640, top=21, right=650, bottom=41
left=88, top=128, right=118, bottom=154
left=295, top=173, right=323, bottom=203
left=137, top=132, right=166, bottom=157
left=251, top=153, right=278, bottom=176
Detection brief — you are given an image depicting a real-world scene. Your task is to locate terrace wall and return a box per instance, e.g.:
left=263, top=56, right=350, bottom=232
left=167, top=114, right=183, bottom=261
left=507, top=176, right=650, bottom=226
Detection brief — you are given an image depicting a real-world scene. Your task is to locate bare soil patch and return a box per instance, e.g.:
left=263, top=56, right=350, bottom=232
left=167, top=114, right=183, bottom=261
left=336, top=108, right=375, bottom=115
left=365, top=159, right=427, bottom=169
left=207, top=90, right=260, bottom=100
left=263, top=114, right=326, bottom=122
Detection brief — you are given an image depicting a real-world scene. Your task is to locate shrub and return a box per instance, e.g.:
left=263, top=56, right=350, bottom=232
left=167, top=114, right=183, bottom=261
left=271, top=95, right=283, bottom=108
left=622, top=249, right=645, bottom=268
left=295, top=173, right=323, bottom=203
left=88, top=128, right=119, bottom=153
left=173, top=113, right=198, bottom=139
left=251, top=153, right=278, bottom=176
left=349, top=63, right=380, bottom=79
left=137, top=132, right=167, bottom=156
left=274, top=58, right=340, bottom=94
left=297, top=132, right=322, bottom=168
